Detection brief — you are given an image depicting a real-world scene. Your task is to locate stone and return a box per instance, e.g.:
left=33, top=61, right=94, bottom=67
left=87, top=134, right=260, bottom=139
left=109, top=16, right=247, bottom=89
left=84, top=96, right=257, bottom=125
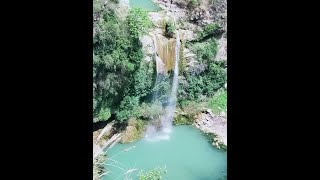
left=215, top=37, right=227, bottom=61
left=149, top=12, right=164, bottom=28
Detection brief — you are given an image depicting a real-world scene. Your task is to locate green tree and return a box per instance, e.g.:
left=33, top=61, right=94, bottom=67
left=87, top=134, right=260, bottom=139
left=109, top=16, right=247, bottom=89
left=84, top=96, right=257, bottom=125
left=127, top=8, right=152, bottom=38
left=116, top=96, right=140, bottom=122
left=93, top=3, right=153, bottom=123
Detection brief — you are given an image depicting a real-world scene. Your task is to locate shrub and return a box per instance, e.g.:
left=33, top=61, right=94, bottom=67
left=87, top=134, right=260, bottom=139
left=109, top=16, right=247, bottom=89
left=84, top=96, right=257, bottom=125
left=138, top=167, right=167, bottom=180
left=165, top=20, right=175, bottom=38
left=209, top=90, right=227, bottom=114
left=127, top=8, right=152, bottom=38
left=116, top=96, right=140, bottom=122
left=140, top=101, right=164, bottom=120
left=188, top=0, right=200, bottom=9
left=121, top=119, right=146, bottom=143
left=191, top=38, right=218, bottom=63
left=97, top=107, right=111, bottom=122
left=196, top=23, right=220, bottom=41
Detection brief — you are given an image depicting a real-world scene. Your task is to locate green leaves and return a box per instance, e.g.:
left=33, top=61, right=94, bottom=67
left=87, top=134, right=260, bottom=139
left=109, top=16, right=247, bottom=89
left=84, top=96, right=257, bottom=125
left=138, top=167, right=167, bottom=180
left=187, top=0, right=200, bottom=9
left=127, top=8, right=152, bottom=38
left=133, top=61, right=154, bottom=97
left=191, top=38, right=218, bottom=63
left=93, top=6, right=153, bottom=123
left=195, top=23, right=220, bottom=41
left=165, top=20, right=175, bottom=37
left=97, top=107, right=111, bottom=122
left=116, top=96, right=140, bottom=122
left=209, top=90, right=227, bottom=114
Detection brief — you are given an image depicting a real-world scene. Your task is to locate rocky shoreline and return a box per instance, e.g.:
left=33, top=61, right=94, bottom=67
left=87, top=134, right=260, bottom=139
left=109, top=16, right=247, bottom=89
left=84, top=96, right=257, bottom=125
left=194, top=109, right=227, bottom=149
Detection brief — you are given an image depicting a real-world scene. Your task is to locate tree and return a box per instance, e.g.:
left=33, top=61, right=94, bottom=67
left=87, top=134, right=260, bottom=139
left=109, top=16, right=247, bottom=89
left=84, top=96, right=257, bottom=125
left=127, top=8, right=152, bottom=38
left=116, top=96, right=140, bottom=122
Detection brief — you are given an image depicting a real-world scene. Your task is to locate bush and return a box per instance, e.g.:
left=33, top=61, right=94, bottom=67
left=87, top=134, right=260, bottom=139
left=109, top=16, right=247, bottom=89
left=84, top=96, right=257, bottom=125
left=140, top=101, right=164, bottom=120
left=209, top=91, right=227, bottom=114
left=188, top=0, right=200, bottom=9
left=165, top=20, right=175, bottom=38
left=121, top=119, right=146, bottom=143
left=191, top=38, right=218, bottom=63
left=179, top=61, right=226, bottom=102
left=133, top=61, right=154, bottom=98
left=97, top=107, right=111, bottom=122
left=179, top=39, right=187, bottom=74
left=195, top=23, right=220, bottom=41
left=116, top=96, right=140, bottom=122
left=127, top=8, right=152, bottom=38
left=138, top=167, right=167, bottom=180
left=173, top=114, right=194, bottom=125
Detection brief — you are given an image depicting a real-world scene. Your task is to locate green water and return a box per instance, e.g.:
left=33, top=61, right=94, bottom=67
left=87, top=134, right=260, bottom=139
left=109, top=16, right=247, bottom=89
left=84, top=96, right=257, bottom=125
left=129, top=0, right=161, bottom=11
left=103, top=126, right=227, bottom=180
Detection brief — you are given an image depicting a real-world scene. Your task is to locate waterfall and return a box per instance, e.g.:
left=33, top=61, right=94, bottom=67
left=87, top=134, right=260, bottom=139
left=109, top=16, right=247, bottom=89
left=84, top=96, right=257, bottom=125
left=161, top=30, right=180, bottom=133
left=153, top=34, right=176, bottom=72
left=172, top=30, right=180, bottom=99
left=153, top=34, right=165, bottom=74
left=146, top=31, right=180, bottom=141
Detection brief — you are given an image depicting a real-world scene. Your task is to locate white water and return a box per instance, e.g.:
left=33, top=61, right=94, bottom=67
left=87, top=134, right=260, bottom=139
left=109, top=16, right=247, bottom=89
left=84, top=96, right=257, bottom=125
left=161, top=30, right=180, bottom=133
left=146, top=31, right=180, bottom=140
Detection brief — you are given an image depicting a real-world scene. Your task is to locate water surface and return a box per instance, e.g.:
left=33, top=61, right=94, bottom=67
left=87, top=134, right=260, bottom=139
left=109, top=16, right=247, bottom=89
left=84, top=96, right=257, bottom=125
left=104, top=126, right=227, bottom=180
left=130, top=0, right=161, bottom=11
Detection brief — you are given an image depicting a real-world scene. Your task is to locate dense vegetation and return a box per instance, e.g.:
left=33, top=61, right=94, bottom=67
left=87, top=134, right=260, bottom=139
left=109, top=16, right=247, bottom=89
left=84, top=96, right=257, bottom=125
left=93, top=1, right=226, bottom=124
left=93, top=0, right=154, bottom=123
left=178, top=24, right=227, bottom=106
left=93, top=1, right=227, bottom=179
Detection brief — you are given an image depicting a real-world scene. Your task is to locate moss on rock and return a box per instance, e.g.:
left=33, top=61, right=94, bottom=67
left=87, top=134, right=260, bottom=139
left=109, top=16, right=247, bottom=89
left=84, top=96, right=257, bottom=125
left=121, top=119, right=146, bottom=143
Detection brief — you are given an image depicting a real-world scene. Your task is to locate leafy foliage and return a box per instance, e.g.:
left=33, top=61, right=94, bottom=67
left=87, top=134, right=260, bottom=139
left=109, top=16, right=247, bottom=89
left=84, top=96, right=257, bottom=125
left=127, top=8, right=152, bottom=38
left=173, top=114, right=194, bottom=125
left=179, top=61, right=226, bottom=102
left=132, top=60, right=155, bottom=98
left=93, top=3, right=154, bottom=123
left=138, top=167, right=167, bottom=180
left=116, top=96, right=140, bottom=122
left=188, top=0, right=200, bottom=9
left=139, top=101, right=164, bottom=120
left=195, top=23, right=221, bottom=41
left=97, top=107, right=111, bottom=122
left=121, top=118, right=146, bottom=143
left=179, top=39, right=187, bottom=74
left=209, top=90, right=227, bottom=114
left=189, top=38, right=218, bottom=63
left=164, top=20, right=175, bottom=38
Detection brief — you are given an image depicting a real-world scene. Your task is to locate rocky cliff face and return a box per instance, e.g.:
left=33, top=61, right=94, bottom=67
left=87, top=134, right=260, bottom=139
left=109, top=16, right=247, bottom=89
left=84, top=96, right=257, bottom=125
left=151, top=0, right=227, bottom=62
left=194, top=109, right=227, bottom=147
left=153, top=0, right=227, bottom=30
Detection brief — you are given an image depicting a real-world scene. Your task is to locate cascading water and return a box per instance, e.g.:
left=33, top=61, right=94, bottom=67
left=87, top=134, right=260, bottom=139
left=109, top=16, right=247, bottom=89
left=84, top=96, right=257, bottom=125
left=161, top=30, right=180, bottom=133
left=146, top=31, right=180, bottom=141
left=152, top=34, right=165, bottom=102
